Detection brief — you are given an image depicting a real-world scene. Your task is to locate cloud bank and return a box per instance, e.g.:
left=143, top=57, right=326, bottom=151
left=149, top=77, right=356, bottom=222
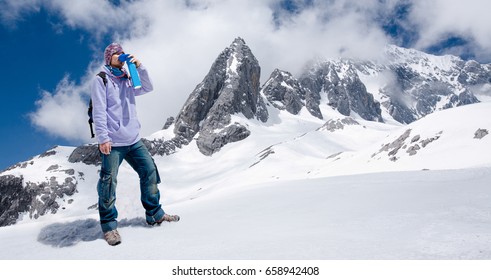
left=3, top=0, right=491, bottom=143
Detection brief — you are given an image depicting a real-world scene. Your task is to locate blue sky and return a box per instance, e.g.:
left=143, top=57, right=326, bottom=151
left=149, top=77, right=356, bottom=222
left=1, top=0, right=490, bottom=170
left=0, top=8, right=103, bottom=170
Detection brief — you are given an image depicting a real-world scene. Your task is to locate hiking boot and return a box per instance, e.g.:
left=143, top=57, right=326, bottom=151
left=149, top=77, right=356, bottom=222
left=104, top=229, right=121, bottom=246
left=148, top=213, right=180, bottom=226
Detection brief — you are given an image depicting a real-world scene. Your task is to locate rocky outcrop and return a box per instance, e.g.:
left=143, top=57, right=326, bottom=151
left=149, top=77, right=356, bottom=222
left=196, top=123, right=251, bottom=156
left=0, top=174, right=77, bottom=227
left=298, top=61, right=383, bottom=122
left=0, top=176, right=32, bottom=227
left=474, top=128, right=489, bottom=139
left=68, top=144, right=100, bottom=165
left=261, top=68, right=324, bottom=119
left=380, top=46, right=482, bottom=123
left=142, top=136, right=189, bottom=157
left=381, top=64, right=480, bottom=123
left=318, top=117, right=360, bottom=132
left=458, top=60, right=491, bottom=85
left=262, top=69, right=306, bottom=115
left=371, top=129, right=443, bottom=161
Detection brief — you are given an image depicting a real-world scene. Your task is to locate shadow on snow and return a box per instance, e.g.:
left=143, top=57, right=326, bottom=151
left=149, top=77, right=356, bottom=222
left=37, top=217, right=149, bottom=247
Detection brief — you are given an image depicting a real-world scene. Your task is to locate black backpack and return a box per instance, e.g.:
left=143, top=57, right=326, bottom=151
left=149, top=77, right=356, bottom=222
left=88, top=72, right=107, bottom=138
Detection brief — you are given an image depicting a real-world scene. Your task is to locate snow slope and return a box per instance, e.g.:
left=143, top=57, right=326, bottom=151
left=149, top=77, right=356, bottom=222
left=1, top=168, right=490, bottom=260
left=0, top=102, right=491, bottom=263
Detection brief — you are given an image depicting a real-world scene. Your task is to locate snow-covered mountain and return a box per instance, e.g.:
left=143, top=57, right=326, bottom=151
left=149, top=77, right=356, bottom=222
left=267, top=44, right=486, bottom=125
left=1, top=38, right=490, bottom=260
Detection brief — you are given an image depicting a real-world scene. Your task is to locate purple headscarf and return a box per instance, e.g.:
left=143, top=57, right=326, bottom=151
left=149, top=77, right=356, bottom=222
left=104, top=43, right=124, bottom=65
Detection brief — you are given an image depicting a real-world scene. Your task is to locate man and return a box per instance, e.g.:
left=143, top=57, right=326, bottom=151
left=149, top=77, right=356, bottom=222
left=91, top=43, right=179, bottom=246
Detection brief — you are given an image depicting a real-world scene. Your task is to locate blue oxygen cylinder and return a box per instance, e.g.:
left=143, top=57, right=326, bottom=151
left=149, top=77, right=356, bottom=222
left=118, top=53, right=142, bottom=89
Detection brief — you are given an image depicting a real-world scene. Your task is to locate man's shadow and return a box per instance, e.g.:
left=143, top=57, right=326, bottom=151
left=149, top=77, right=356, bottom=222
left=37, top=217, right=149, bottom=247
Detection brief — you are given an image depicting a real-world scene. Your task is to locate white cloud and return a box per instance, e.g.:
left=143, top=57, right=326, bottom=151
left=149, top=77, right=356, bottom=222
left=29, top=76, right=92, bottom=142
left=0, top=0, right=41, bottom=28
left=409, top=0, right=491, bottom=61
left=9, top=0, right=490, bottom=143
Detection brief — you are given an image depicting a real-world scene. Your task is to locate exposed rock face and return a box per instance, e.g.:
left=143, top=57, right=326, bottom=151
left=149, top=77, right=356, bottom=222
left=142, top=136, right=188, bottom=157
left=372, top=129, right=442, bottom=161
left=474, top=128, right=489, bottom=139
left=0, top=176, right=32, bottom=227
left=196, top=122, right=251, bottom=156
left=262, top=69, right=306, bottom=115
left=378, top=46, right=482, bottom=123
left=318, top=117, right=360, bottom=132
left=380, top=64, right=480, bottom=123
left=261, top=60, right=384, bottom=122
left=458, top=60, right=491, bottom=85
left=0, top=174, right=77, bottom=227
left=318, top=62, right=382, bottom=122
left=261, top=45, right=484, bottom=124
left=173, top=37, right=268, bottom=155
left=162, top=117, right=175, bottom=130
left=68, top=144, right=101, bottom=165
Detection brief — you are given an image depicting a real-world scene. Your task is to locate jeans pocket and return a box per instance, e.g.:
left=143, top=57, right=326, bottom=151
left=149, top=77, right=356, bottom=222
left=98, top=169, right=114, bottom=204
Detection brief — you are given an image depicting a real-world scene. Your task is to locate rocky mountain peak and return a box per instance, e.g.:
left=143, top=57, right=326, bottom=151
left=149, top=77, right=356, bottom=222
left=262, top=69, right=308, bottom=115
left=173, top=37, right=268, bottom=155
left=230, top=36, right=247, bottom=49
left=373, top=45, right=483, bottom=123
left=293, top=60, right=384, bottom=122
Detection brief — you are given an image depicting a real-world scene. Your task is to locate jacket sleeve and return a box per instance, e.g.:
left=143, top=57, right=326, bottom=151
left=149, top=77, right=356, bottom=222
left=132, top=64, right=154, bottom=96
left=91, top=76, right=111, bottom=144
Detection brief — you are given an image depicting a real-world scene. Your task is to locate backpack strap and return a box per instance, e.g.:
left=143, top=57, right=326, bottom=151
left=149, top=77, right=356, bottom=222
left=96, top=71, right=107, bottom=86
left=88, top=99, right=95, bottom=138
left=88, top=72, right=108, bottom=138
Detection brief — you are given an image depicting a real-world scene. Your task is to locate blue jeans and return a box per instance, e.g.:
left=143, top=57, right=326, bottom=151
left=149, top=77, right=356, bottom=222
left=97, top=139, right=165, bottom=233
